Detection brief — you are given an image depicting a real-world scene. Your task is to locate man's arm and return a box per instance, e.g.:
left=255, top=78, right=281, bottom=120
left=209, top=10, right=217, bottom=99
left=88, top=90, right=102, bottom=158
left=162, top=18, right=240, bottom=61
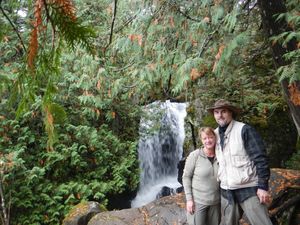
left=242, top=124, right=270, bottom=191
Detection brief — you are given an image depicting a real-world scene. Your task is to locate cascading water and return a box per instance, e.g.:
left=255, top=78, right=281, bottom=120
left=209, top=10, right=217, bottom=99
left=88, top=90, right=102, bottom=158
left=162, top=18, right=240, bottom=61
left=131, top=100, right=187, bottom=208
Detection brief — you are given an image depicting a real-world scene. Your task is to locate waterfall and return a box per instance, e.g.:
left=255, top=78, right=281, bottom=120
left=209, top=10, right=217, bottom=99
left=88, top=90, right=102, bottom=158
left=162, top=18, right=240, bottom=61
left=131, top=100, right=187, bottom=208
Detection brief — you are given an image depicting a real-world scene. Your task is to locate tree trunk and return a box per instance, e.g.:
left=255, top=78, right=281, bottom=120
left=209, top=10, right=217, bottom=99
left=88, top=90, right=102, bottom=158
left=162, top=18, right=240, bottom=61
left=258, top=0, right=300, bottom=134
left=0, top=180, right=9, bottom=225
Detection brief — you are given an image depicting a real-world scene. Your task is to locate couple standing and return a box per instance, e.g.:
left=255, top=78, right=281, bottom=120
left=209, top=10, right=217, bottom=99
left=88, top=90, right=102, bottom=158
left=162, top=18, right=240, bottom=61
left=182, top=99, right=273, bottom=225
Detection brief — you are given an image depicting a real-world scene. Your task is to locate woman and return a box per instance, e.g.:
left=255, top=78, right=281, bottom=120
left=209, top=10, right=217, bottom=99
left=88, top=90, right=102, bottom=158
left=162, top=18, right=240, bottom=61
left=182, top=127, right=220, bottom=225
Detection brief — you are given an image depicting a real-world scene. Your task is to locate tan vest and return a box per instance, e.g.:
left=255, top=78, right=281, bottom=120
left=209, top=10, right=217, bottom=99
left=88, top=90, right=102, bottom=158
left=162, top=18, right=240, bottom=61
left=215, top=120, right=258, bottom=190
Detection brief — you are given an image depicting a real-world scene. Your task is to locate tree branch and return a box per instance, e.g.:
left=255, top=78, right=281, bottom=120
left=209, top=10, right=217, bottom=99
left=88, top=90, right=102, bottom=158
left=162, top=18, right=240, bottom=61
left=171, top=2, right=201, bottom=22
left=198, top=19, right=225, bottom=58
left=111, top=61, right=135, bottom=72
left=0, top=0, right=26, bottom=52
left=114, top=13, right=138, bottom=34
left=188, top=121, right=197, bottom=150
left=106, top=0, right=118, bottom=49
left=42, top=0, right=56, bottom=49
left=164, top=38, right=179, bottom=97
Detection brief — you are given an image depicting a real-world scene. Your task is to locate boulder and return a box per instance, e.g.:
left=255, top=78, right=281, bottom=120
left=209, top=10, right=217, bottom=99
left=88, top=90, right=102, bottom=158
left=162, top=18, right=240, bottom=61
left=62, top=201, right=104, bottom=225
left=156, top=186, right=177, bottom=199
left=88, top=193, right=187, bottom=225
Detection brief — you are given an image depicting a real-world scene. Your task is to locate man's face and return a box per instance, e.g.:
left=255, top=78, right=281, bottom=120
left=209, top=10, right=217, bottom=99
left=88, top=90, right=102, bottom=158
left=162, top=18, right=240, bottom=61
left=213, top=108, right=233, bottom=127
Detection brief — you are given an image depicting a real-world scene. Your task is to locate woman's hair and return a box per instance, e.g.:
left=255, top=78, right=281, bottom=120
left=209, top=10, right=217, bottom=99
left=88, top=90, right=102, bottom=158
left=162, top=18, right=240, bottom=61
left=198, top=127, right=216, bottom=139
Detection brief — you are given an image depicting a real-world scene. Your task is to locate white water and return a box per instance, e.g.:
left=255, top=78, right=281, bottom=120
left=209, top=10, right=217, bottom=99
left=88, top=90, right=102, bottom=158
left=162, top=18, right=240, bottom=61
left=131, top=100, right=187, bottom=208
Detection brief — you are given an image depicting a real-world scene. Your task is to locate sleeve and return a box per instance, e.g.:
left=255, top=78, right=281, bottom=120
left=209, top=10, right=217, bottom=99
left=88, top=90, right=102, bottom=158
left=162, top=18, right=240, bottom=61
left=242, top=125, right=270, bottom=191
left=182, top=150, right=198, bottom=201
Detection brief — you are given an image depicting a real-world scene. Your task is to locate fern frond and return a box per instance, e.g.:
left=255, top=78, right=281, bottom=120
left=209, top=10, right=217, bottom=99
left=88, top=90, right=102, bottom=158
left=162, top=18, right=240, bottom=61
left=27, top=0, right=44, bottom=70
left=50, top=0, right=77, bottom=21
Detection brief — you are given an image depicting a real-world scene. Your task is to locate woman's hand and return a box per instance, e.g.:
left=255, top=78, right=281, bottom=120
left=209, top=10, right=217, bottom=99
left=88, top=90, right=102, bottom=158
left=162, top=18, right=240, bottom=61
left=186, top=200, right=195, bottom=214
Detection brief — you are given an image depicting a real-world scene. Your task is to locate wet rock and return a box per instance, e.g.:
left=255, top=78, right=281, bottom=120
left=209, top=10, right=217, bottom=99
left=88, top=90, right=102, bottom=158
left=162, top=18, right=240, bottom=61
left=156, top=186, right=176, bottom=199
left=62, top=201, right=104, bottom=225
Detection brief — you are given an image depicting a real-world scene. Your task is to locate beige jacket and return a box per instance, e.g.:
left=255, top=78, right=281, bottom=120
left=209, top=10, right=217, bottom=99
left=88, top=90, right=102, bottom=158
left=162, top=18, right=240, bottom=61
left=215, top=120, right=258, bottom=190
left=182, top=148, right=220, bottom=205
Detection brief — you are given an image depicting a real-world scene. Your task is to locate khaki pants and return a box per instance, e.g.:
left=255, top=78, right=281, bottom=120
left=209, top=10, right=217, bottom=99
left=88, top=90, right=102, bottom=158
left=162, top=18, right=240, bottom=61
left=221, top=195, right=273, bottom=225
left=187, top=203, right=220, bottom=225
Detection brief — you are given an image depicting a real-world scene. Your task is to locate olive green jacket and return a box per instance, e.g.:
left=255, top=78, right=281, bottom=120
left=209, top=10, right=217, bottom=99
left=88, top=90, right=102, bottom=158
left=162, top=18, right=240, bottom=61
left=182, top=148, right=220, bottom=205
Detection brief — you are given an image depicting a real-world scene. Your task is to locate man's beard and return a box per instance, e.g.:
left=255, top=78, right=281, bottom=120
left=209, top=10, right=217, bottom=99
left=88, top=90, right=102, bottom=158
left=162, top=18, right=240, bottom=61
left=217, top=120, right=228, bottom=127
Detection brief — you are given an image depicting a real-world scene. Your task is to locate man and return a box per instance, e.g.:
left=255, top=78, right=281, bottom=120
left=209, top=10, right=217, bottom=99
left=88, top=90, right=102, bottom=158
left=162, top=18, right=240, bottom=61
left=207, top=99, right=273, bottom=225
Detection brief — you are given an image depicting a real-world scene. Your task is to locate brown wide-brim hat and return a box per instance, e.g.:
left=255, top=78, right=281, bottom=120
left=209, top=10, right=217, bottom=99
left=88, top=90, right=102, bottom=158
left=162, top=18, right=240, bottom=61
left=207, top=99, right=242, bottom=116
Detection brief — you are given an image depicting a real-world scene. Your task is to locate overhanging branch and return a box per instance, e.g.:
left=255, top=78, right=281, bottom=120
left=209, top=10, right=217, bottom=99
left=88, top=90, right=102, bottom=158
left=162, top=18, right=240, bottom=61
left=0, top=0, right=26, bottom=52
left=105, top=0, right=118, bottom=50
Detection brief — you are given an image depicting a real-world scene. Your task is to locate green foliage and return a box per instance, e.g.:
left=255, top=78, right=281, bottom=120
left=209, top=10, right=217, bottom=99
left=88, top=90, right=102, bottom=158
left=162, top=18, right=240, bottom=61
left=50, top=10, right=96, bottom=53
left=201, top=114, right=218, bottom=128
left=0, top=25, right=140, bottom=223
left=0, top=105, right=139, bottom=224
left=213, top=31, right=249, bottom=75
left=277, top=60, right=300, bottom=83
left=0, top=0, right=96, bottom=150
left=271, top=0, right=300, bottom=83
left=286, top=138, right=300, bottom=170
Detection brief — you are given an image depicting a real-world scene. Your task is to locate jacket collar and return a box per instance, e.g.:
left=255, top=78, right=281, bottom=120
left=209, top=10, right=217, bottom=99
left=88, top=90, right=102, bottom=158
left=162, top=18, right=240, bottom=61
left=224, top=120, right=235, bottom=136
left=199, top=148, right=216, bottom=160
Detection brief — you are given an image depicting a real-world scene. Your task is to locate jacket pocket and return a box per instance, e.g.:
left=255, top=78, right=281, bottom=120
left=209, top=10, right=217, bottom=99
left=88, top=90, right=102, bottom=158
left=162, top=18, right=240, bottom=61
left=230, top=155, right=256, bottom=184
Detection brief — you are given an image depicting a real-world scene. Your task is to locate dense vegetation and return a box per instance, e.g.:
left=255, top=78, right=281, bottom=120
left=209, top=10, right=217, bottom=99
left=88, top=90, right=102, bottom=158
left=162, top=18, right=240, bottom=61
left=0, top=0, right=299, bottom=224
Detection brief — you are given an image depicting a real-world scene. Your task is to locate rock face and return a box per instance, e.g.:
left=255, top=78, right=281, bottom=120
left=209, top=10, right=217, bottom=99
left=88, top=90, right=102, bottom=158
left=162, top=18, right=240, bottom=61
left=64, top=169, right=300, bottom=225
left=268, top=168, right=300, bottom=225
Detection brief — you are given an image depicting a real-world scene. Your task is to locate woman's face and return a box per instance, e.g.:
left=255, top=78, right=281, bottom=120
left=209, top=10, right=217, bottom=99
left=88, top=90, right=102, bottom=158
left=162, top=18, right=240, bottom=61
left=200, top=132, right=216, bottom=150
